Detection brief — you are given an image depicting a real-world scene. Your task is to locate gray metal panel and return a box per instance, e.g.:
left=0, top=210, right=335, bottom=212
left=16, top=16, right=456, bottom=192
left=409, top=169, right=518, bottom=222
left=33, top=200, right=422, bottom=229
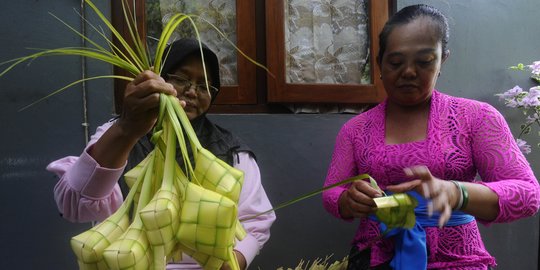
left=0, top=0, right=113, bottom=269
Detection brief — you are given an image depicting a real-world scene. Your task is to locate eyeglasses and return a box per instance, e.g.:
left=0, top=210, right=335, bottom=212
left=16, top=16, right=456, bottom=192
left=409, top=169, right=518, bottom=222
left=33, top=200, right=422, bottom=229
left=166, top=74, right=219, bottom=97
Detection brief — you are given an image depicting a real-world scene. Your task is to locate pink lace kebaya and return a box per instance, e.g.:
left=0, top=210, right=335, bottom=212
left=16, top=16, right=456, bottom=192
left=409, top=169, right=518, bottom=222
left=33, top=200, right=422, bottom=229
left=323, top=90, right=540, bottom=269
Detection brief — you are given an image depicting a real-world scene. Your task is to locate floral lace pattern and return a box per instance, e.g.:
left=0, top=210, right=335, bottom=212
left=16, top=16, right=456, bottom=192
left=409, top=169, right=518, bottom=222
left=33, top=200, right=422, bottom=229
left=285, top=0, right=370, bottom=84
left=323, top=90, right=540, bottom=268
left=153, top=0, right=238, bottom=85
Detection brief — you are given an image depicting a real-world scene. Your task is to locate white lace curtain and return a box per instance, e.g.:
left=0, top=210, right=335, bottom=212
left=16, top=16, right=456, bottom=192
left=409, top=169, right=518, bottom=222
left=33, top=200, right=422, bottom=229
left=285, top=0, right=371, bottom=85
left=148, top=0, right=239, bottom=85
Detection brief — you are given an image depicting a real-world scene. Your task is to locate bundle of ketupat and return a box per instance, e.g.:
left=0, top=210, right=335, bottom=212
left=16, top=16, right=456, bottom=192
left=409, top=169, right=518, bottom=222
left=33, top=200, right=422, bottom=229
left=71, top=94, right=246, bottom=270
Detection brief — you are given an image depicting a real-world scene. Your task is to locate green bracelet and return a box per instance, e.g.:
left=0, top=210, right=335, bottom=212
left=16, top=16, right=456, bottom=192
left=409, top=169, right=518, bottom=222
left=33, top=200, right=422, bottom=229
left=460, top=182, right=469, bottom=210
left=450, top=180, right=464, bottom=210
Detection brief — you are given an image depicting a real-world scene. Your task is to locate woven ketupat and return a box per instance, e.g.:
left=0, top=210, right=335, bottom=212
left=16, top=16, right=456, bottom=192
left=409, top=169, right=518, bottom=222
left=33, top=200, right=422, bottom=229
left=195, top=148, right=244, bottom=202
left=102, top=149, right=159, bottom=270
left=70, top=154, right=148, bottom=270
left=140, top=187, right=182, bottom=247
left=174, top=96, right=247, bottom=246
left=177, top=183, right=239, bottom=260
left=102, top=219, right=152, bottom=270
left=177, top=242, right=228, bottom=270
left=193, top=147, right=248, bottom=241
left=71, top=214, right=131, bottom=269
left=140, top=121, right=185, bottom=269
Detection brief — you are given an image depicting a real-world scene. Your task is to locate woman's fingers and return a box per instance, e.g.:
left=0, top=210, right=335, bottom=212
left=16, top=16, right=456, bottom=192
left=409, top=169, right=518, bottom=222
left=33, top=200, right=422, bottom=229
left=131, top=70, right=162, bottom=85
left=348, top=181, right=379, bottom=206
left=341, top=180, right=382, bottom=218
left=129, top=78, right=176, bottom=99
left=346, top=197, right=376, bottom=218
left=128, top=70, right=176, bottom=97
left=117, top=70, right=178, bottom=139
left=123, top=71, right=178, bottom=116
left=405, top=165, right=434, bottom=182
left=353, top=180, right=383, bottom=198
left=403, top=165, right=458, bottom=226
left=432, top=185, right=452, bottom=227
left=174, top=97, right=187, bottom=108
left=386, top=179, right=422, bottom=193
left=404, top=166, right=439, bottom=199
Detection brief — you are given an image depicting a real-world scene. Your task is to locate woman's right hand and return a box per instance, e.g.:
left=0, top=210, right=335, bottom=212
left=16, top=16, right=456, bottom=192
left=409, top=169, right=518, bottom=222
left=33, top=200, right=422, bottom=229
left=117, top=70, right=177, bottom=140
left=338, top=180, right=384, bottom=219
left=88, top=71, right=181, bottom=169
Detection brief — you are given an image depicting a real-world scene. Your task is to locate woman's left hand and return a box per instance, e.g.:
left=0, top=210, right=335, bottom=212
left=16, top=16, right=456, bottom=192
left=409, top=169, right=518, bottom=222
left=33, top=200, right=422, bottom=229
left=386, top=165, right=460, bottom=227
left=220, top=250, right=246, bottom=270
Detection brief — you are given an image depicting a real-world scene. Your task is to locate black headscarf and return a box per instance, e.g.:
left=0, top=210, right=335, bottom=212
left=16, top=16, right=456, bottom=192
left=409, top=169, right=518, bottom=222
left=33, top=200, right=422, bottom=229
left=160, top=38, right=221, bottom=101
left=123, top=38, right=253, bottom=194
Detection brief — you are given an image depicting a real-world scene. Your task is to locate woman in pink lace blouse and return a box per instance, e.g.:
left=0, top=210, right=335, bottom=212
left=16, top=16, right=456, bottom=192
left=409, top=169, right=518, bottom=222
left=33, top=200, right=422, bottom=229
left=322, top=4, right=540, bottom=270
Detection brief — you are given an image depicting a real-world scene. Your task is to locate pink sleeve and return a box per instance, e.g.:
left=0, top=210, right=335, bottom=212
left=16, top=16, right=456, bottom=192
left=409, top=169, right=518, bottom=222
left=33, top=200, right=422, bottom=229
left=48, top=121, right=125, bottom=223
left=233, top=152, right=276, bottom=267
left=471, top=103, right=540, bottom=224
left=322, top=122, right=358, bottom=220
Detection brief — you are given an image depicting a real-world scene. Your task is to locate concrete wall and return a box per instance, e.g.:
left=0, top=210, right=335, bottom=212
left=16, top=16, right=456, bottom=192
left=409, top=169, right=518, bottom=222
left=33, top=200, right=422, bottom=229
left=0, top=0, right=538, bottom=269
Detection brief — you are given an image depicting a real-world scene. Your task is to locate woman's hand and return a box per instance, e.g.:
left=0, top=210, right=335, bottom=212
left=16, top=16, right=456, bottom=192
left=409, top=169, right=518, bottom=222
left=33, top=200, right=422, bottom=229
left=220, top=250, right=246, bottom=270
left=338, top=180, right=384, bottom=219
left=89, top=70, right=185, bottom=169
left=386, top=165, right=460, bottom=227
left=117, top=70, right=178, bottom=141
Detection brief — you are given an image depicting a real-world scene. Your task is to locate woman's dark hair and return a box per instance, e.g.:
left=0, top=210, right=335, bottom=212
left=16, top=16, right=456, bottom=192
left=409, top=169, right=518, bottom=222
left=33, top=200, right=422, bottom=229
left=377, top=4, right=449, bottom=64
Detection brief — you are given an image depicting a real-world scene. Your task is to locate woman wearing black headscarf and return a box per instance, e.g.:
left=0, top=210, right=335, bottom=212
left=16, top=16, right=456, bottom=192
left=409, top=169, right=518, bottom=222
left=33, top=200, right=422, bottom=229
left=48, top=38, right=276, bottom=269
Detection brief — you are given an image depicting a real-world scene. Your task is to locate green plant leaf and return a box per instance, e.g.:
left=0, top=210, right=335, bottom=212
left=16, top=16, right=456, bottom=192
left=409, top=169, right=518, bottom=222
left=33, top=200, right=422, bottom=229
left=84, top=0, right=146, bottom=72
left=240, top=174, right=373, bottom=221
left=18, top=75, right=132, bottom=111
left=368, top=175, right=387, bottom=196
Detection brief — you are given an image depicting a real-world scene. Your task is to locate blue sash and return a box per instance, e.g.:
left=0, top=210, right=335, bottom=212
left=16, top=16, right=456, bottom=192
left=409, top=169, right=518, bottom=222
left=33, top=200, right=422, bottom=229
left=372, top=191, right=474, bottom=270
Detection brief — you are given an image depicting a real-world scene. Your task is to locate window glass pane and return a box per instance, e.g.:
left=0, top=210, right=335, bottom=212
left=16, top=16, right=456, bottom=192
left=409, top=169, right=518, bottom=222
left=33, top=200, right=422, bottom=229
left=146, top=0, right=238, bottom=85
left=285, top=0, right=371, bottom=84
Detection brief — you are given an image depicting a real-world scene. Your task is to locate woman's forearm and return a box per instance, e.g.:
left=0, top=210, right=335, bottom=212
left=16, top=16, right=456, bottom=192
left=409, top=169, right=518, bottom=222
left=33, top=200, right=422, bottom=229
left=88, top=122, right=140, bottom=169
left=459, top=182, right=499, bottom=221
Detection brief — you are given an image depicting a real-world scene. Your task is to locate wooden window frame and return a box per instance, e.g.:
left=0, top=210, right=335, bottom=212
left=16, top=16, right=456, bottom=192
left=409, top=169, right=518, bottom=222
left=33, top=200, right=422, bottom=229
left=111, top=0, right=258, bottom=113
left=112, top=0, right=394, bottom=113
left=266, top=0, right=391, bottom=104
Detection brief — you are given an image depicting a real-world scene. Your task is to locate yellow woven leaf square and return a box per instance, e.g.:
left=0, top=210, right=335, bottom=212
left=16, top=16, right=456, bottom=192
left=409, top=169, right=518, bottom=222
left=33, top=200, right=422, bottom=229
left=199, top=201, right=219, bottom=226
left=216, top=203, right=236, bottom=228
left=203, top=163, right=228, bottom=185
left=193, top=149, right=244, bottom=204
left=178, top=223, right=198, bottom=245
left=145, top=225, right=175, bottom=245
left=182, top=201, right=202, bottom=223
left=196, top=225, right=217, bottom=245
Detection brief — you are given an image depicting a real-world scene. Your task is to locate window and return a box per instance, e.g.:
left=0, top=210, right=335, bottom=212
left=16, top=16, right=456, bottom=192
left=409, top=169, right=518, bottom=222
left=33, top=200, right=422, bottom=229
left=111, top=0, right=394, bottom=113
left=267, top=0, right=390, bottom=104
